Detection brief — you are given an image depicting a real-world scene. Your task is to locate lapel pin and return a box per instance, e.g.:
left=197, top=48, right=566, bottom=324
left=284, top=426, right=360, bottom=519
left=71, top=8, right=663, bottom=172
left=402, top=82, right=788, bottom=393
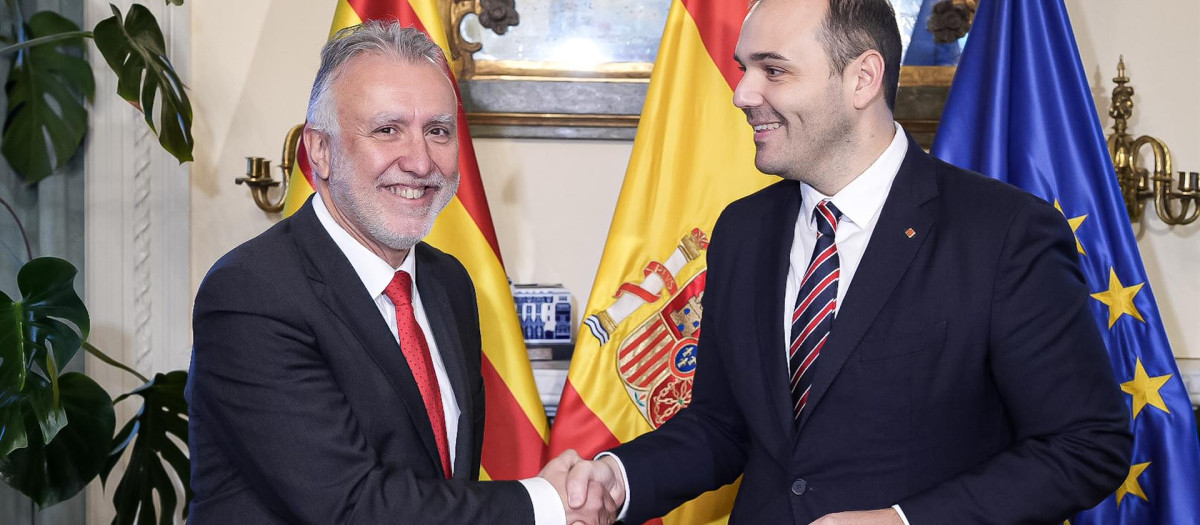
left=905, top=228, right=916, bottom=238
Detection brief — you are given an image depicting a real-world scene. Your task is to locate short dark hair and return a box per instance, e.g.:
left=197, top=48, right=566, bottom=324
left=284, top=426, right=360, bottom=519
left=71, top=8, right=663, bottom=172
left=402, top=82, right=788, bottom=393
left=816, top=0, right=903, bottom=110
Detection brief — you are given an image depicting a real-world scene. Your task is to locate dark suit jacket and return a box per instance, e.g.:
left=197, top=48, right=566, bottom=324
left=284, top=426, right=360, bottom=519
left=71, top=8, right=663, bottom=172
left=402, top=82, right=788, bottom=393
left=188, top=198, right=534, bottom=524
left=612, top=137, right=1132, bottom=524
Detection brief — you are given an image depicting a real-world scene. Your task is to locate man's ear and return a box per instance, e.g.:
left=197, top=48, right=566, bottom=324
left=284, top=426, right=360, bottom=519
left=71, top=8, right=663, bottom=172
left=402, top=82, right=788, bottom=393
left=848, top=49, right=886, bottom=110
left=303, top=125, right=331, bottom=182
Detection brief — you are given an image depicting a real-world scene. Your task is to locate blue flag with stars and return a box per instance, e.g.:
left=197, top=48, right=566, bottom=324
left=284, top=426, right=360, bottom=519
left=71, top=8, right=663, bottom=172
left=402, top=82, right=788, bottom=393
left=931, top=0, right=1200, bottom=523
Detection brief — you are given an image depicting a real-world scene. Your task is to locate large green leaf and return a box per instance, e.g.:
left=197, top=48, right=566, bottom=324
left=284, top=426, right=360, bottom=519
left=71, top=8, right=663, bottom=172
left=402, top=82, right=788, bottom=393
left=93, top=4, right=193, bottom=164
left=0, top=257, right=88, bottom=457
left=1, top=11, right=94, bottom=184
left=102, top=371, right=191, bottom=525
left=0, top=373, right=115, bottom=507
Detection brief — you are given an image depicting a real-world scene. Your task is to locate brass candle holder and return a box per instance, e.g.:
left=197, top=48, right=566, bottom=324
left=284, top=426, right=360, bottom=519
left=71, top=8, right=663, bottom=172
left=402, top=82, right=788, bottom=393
left=1107, top=57, right=1199, bottom=226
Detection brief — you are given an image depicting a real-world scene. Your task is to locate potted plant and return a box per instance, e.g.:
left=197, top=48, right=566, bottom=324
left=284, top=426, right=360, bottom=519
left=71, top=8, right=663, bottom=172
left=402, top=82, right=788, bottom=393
left=1, top=1, right=194, bottom=522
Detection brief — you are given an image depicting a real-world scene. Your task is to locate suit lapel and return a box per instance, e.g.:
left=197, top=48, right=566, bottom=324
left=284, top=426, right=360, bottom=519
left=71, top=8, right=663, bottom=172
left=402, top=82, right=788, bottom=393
left=289, top=198, right=445, bottom=473
left=413, top=245, right=474, bottom=480
left=751, top=181, right=806, bottom=447
left=795, top=137, right=941, bottom=434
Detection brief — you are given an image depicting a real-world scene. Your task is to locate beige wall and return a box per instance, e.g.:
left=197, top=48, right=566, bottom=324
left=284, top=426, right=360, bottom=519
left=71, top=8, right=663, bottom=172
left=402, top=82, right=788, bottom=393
left=190, top=0, right=1199, bottom=373
left=1065, top=0, right=1200, bottom=393
left=191, top=0, right=334, bottom=290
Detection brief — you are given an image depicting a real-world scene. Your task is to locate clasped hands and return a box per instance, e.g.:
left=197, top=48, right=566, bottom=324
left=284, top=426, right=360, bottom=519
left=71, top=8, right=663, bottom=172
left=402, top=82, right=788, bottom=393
left=538, top=450, right=903, bottom=525
left=538, top=450, right=625, bottom=525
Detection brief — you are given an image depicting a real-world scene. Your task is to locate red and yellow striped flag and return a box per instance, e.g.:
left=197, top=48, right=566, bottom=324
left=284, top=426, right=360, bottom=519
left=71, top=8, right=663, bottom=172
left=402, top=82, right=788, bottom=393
left=547, top=1, right=776, bottom=523
left=282, top=0, right=548, bottom=481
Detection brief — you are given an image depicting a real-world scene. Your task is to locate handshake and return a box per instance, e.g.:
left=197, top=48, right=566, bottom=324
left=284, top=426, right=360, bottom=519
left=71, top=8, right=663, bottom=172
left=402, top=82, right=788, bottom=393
left=537, top=450, right=627, bottom=525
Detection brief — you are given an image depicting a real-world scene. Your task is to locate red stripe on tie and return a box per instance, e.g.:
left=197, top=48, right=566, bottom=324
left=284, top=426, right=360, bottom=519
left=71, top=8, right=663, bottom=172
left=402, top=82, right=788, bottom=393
left=792, top=270, right=840, bottom=323
left=795, top=387, right=811, bottom=412
left=792, top=298, right=838, bottom=351
left=800, top=244, right=839, bottom=285
left=818, top=203, right=839, bottom=230
left=796, top=336, right=825, bottom=377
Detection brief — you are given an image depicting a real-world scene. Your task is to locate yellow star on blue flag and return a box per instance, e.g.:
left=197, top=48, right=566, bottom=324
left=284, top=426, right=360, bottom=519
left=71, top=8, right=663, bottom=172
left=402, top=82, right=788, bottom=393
left=1090, top=268, right=1145, bottom=329
left=1121, top=358, right=1172, bottom=420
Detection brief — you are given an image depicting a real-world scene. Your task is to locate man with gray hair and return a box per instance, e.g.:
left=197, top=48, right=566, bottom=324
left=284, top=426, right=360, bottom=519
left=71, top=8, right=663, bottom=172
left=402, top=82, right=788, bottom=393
left=189, top=21, right=615, bottom=524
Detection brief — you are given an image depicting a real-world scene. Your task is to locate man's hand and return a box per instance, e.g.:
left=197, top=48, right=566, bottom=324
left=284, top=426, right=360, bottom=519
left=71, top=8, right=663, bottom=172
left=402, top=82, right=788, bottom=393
left=808, top=508, right=905, bottom=525
left=565, top=454, right=626, bottom=512
left=539, top=450, right=619, bottom=525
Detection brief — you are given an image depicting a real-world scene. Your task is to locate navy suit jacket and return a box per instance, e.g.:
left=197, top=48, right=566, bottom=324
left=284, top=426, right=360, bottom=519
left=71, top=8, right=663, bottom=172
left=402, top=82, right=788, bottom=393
left=612, top=137, right=1132, bottom=524
left=188, top=198, right=534, bottom=524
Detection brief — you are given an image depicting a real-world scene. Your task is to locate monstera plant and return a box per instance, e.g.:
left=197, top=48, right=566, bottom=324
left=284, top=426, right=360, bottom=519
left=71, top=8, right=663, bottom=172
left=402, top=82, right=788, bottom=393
left=0, top=0, right=193, bottom=522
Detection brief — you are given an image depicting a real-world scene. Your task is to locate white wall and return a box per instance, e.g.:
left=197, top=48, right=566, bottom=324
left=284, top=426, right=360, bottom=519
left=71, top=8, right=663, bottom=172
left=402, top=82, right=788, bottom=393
left=1066, top=0, right=1200, bottom=396
left=189, top=0, right=1199, bottom=376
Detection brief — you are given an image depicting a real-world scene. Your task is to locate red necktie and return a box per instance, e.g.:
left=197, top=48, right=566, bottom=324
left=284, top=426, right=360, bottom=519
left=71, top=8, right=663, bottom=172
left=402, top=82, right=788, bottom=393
left=383, top=270, right=452, bottom=478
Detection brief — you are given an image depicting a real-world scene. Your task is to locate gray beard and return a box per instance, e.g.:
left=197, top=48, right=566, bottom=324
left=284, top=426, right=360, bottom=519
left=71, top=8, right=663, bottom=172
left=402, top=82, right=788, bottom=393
left=326, top=151, right=460, bottom=252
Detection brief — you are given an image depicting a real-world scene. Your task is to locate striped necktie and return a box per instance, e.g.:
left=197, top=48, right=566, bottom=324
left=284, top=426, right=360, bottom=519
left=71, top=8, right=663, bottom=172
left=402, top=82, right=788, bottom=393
left=789, top=200, right=842, bottom=420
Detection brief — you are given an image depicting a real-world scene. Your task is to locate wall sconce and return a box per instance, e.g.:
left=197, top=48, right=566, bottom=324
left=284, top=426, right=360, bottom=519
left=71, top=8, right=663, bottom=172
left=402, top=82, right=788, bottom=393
left=236, top=124, right=304, bottom=213
left=1107, top=57, right=1200, bottom=226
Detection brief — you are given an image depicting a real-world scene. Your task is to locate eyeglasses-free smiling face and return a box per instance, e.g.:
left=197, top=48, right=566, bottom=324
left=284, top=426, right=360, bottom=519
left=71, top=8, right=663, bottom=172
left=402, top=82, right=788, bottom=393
left=733, top=0, right=856, bottom=186
left=319, top=53, right=461, bottom=266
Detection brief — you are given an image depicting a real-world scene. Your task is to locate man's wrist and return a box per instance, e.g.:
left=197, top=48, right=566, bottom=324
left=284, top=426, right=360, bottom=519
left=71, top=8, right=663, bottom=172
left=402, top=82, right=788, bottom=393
left=593, top=452, right=631, bottom=520
left=519, top=477, right=567, bottom=525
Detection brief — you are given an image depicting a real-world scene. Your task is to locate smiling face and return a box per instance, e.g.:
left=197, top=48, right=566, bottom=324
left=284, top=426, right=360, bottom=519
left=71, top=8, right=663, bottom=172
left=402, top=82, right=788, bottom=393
left=733, top=0, right=856, bottom=186
left=309, top=53, right=460, bottom=266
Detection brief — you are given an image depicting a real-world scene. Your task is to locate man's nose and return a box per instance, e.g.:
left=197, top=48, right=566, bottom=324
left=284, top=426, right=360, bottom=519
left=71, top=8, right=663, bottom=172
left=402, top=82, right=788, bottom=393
left=732, top=76, right=762, bottom=109
left=395, top=135, right=433, bottom=176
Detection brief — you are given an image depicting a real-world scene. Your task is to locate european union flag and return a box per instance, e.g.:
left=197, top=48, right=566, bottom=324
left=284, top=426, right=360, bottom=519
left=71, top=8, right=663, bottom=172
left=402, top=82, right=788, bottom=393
left=931, top=0, right=1200, bottom=523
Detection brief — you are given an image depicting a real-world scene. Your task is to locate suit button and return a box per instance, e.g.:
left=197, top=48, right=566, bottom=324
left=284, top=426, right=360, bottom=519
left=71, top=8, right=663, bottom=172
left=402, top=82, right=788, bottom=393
left=791, top=478, right=807, bottom=495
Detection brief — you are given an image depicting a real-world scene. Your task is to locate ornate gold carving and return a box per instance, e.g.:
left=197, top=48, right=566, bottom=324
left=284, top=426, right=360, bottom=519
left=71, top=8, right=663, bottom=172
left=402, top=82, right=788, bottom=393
left=445, top=0, right=520, bottom=78
left=1107, top=57, right=1199, bottom=226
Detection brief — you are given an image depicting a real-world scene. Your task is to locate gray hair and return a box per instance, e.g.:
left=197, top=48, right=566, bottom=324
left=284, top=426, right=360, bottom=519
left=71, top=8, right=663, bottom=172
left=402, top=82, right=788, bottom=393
left=305, top=20, right=452, bottom=133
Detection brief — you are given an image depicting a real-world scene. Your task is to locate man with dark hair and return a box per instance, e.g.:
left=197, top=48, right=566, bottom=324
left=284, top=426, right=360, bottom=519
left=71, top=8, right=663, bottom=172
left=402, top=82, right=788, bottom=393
left=189, top=21, right=614, bottom=525
left=547, top=0, right=1131, bottom=523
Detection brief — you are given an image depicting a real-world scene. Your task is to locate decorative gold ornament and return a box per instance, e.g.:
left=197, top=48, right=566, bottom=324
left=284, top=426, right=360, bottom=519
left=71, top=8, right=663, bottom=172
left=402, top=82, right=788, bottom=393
left=1107, top=57, right=1199, bottom=226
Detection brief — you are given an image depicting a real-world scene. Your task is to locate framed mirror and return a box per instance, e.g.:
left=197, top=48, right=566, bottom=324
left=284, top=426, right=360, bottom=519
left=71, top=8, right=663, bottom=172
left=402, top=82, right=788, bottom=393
left=449, top=0, right=970, bottom=143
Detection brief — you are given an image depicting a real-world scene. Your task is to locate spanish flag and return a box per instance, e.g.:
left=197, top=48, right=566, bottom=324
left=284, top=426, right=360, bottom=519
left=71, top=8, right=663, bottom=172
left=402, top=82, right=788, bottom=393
left=547, top=0, right=774, bottom=523
left=281, top=0, right=548, bottom=481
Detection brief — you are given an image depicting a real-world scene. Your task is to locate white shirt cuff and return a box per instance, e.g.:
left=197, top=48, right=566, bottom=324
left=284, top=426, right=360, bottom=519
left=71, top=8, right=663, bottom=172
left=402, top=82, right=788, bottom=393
left=519, top=477, right=566, bottom=525
left=892, top=504, right=911, bottom=525
left=593, top=452, right=632, bottom=521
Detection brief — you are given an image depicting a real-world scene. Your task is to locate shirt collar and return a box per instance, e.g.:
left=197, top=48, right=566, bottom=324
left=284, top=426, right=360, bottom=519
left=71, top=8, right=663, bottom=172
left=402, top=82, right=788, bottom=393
left=313, top=195, right=417, bottom=299
left=801, top=122, right=909, bottom=228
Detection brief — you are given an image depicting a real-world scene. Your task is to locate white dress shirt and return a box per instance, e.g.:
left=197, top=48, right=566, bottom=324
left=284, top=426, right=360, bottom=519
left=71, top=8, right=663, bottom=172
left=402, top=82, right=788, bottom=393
left=313, top=197, right=564, bottom=524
